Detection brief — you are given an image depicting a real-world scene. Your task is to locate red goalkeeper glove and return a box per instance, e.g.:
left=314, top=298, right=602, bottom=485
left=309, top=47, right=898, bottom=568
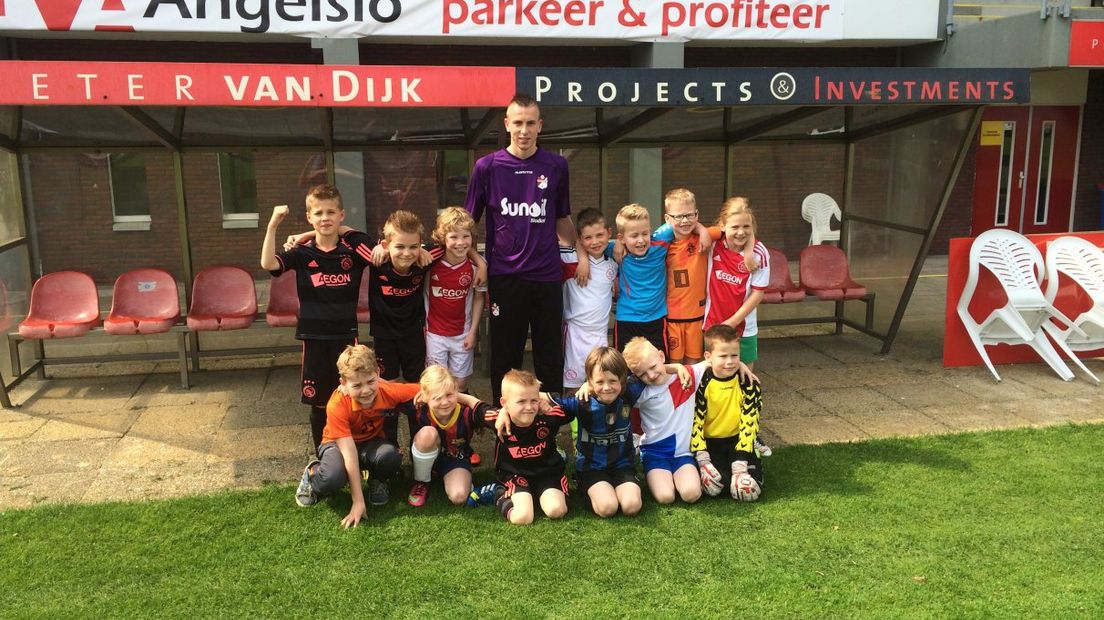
left=730, top=460, right=761, bottom=502
left=695, top=451, right=724, bottom=496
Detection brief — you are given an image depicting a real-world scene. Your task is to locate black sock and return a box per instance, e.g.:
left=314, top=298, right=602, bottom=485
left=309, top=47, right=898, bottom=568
left=309, top=406, right=327, bottom=456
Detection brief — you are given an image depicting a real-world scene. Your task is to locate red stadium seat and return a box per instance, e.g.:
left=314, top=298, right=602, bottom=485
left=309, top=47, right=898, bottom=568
left=18, top=271, right=101, bottom=339
left=265, top=270, right=299, bottom=327
left=357, top=267, right=370, bottom=323
left=799, top=245, right=868, bottom=301
left=762, top=247, right=805, bottom=304
left=186, top=266, right=257, bottom=331
left=104, top=268, right=181, bottom=335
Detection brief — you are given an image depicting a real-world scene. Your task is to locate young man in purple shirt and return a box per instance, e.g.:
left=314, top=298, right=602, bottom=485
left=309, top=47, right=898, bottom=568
left=464, top=93, right=579, bottom=402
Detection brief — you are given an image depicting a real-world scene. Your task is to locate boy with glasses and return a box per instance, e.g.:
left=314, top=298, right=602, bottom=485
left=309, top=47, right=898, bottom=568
left=663, top=188, right=759, bottom=364
left=663, top=188, right=712, bottom=364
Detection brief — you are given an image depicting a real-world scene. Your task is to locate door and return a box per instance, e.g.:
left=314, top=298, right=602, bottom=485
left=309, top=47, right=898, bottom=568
left=970, top=106, right=1081, bottom=235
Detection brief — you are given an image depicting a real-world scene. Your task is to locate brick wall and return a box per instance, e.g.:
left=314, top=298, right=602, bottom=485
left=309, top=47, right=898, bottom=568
left=31, top=152, right=181, bottom=283
left=932, top=140, right=978, bottom=254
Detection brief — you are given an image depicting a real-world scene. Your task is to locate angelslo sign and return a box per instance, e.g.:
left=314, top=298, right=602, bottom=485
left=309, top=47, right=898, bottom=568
left=0, top=0, right=941, bottom=42
left=519, top=68, right=1031, bottom=106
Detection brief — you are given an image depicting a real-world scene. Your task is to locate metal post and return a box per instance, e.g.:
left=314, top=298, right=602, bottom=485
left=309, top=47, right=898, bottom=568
left=838, top=107, right=856, bottom=335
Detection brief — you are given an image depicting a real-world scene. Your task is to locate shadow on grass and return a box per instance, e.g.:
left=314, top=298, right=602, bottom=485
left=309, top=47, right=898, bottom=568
left=764, top=434, right=973, bottom=501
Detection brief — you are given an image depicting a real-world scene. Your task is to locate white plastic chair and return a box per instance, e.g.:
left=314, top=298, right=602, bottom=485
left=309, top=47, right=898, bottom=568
left=1043, top=236, right=1104, bottom=369
left=801, top=193, right=841, bottom=246
left=956, top=229, right=1093, bottom=383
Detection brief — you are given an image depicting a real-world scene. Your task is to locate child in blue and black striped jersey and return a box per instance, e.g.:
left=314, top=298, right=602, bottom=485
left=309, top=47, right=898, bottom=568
left=552, top=347, right=645, bottom=518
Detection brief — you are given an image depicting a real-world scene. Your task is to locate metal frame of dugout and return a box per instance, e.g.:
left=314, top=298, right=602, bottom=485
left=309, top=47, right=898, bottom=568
left=0, top=63, right=1012, bottom=407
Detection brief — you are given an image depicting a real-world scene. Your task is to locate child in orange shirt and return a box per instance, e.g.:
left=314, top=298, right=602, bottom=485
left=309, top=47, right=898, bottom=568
left=294, top=344, right=419, bottom=528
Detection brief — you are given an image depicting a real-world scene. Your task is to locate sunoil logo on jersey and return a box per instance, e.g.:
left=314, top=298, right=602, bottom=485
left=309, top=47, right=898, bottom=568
left=500, top=197, right=547, bottom=223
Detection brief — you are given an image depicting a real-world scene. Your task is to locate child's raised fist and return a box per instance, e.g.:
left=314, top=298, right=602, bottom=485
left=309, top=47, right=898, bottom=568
left=269, top=204, right=289, bottom=227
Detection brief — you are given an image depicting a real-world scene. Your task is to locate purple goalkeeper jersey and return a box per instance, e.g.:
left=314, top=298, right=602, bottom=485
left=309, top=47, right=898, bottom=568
left=464, top=147, right=571, bottom=282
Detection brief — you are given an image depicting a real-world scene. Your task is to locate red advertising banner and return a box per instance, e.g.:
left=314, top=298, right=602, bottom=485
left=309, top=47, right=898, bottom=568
left=0, top=61, right=515, bottom=107
left=1069, top=20, right=1104, bottom=67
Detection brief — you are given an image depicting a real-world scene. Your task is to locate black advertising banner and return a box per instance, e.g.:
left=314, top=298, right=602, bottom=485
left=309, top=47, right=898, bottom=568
left=517, top=67, right=1031, bottom=106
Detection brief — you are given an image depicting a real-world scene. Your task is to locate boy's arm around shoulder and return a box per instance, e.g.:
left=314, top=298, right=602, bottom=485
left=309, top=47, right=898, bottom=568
left=740, top=375, right=763, bottom=428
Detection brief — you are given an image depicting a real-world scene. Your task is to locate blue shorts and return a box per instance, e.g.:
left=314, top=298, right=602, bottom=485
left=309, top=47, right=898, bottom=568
left=433, top=452, right=472, bottom=478
left=641, top=452, right=696, bottom=474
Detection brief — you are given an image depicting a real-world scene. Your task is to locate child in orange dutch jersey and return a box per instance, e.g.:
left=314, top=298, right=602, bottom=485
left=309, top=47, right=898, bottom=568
left=664, top=187, right=759, bottom=364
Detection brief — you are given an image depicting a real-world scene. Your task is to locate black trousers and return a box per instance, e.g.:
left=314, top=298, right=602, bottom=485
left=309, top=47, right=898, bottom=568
left=488, top=275, right=564, bottom=402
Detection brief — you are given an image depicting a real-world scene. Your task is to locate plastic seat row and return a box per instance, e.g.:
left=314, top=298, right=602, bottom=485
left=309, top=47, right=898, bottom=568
left=762, top=244, right=869, bottom=303
left=755, top=243, right=875, bottom=335
left=14, top=266, right=372, bottom=339
left=4, top=266, right=372, bottom=404
left=957, top=229, right=1103, bottom=384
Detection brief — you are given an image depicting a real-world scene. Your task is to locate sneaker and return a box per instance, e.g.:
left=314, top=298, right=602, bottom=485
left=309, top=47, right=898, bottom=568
left=466, top=483, right=500, bottom=507
left=407, top=481, right=428, bottom=507
left=476, top=482, right=500, bottom=505
left=754, top=438, right=773, bottom=458
left=367, top=478, right=390, bottom=506
left=470, top=452, right=482, bottom=466
left=295, top=460, right=320, bottom=508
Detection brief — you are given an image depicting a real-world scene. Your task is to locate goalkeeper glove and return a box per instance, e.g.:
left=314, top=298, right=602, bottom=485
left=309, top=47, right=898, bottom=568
left=695, top=451, right=724, bottom=496
left=731, top=460, right=761, bottom=502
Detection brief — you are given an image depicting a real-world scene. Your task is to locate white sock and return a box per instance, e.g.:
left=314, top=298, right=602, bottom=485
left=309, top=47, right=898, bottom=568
left=411, top=446, right=439, bottom=483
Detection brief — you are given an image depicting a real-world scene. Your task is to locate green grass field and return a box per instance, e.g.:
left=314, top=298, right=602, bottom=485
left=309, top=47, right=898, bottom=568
left=4, top=424, right=1103, bottom=618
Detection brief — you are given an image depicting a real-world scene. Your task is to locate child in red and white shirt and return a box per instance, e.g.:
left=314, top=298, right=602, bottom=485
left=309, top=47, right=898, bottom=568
left=424, top=207, right=487, bottom=393
left=703, top=197, right=770, bottom=370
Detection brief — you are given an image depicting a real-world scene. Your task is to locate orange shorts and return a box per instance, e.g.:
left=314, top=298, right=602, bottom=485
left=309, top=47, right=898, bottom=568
left=667, top=318, right=703, bottom=362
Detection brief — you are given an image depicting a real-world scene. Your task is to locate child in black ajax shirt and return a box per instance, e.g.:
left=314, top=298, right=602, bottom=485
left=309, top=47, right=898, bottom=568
left=482, top=369, right=575, bottom=525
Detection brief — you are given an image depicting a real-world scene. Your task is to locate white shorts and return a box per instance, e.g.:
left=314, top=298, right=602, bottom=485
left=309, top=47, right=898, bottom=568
left=562, top=321, right=609, bottom=388
left=425, top=331, right=475, bottom=380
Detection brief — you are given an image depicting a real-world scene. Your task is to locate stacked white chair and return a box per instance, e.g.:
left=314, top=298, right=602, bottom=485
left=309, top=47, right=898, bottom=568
left=801, top=192, right=841, bottom=246
left=957, top=229, right=1094, bottom=383
left=1043, top=237, right=1104, bottom=375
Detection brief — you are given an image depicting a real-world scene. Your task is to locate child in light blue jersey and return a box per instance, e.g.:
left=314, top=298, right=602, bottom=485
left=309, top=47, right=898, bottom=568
left=612, top=203, right=708, bottom=356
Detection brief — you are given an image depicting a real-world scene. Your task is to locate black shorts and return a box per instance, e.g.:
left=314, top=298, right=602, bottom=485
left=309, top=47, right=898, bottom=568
left=374, top=335, right=425, bottom=382
left=575, top=467, right=640, bottom=498
left=615, top=317, right=668, bottom=357
left=502, top=472, right=569, bottom=499
left=704, top=435, right=764, bottom=489
left=300, top=337, right=356, bottom=406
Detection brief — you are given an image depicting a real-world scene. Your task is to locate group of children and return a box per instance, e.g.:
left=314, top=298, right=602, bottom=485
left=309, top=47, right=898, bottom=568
left=263, top=183, right=770, bottom=527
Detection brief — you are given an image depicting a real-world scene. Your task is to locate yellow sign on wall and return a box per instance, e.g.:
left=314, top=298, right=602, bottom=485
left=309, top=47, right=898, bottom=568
left=979, top=121, right=1004, bottom=146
